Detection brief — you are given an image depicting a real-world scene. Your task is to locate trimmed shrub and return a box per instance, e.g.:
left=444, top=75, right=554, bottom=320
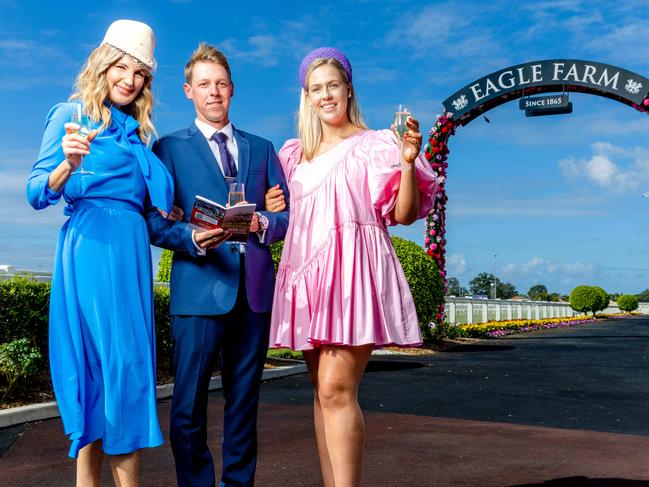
left=593, top=286, right=609, bottom=314
left=430, top=321, right=466, bottom=341
left=0, top=276, right=50, bottom=358
left=0, top=338, right=42, bottom=399
left=270, top=241, right=283, bottom=273
left=153, top=286, right=173, bottom=375
left=391, top=236, right=444, bottom=325
left=618, top=294, right=639, bottom=313
left=569, top=285, right=605, bottom=315
left=157, top=249, right=173, bottom=283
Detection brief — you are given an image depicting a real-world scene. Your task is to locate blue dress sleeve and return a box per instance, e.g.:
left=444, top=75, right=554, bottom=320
left=26, top=102, right=78, bottom=209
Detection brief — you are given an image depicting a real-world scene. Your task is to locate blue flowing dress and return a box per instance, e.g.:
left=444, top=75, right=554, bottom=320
left=26, top=102, right=173, bottom=457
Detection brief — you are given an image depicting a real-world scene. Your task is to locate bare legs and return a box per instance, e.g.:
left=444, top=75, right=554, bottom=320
left=77, top=441, right=104, bottom=487
left=304, top=345, right=373, bottom=487
left=76, top=440, right=140, bottom=487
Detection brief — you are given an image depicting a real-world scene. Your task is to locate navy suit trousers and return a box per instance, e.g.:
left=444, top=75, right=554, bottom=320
left=170, top=257, right=270, bottom=487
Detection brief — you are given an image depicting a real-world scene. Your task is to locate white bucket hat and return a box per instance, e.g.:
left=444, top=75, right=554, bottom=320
left=101, top=19, right=156, bottom=72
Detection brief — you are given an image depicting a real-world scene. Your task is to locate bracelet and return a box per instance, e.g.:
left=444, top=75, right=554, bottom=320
left=401, top=159, right=415, bottom=167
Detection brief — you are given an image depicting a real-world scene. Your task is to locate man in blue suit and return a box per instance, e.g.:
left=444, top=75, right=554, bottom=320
left=146, top=43, right=289, bottom=487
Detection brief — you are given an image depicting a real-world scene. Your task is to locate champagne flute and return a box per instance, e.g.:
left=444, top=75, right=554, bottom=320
left=392, top=104, right=411, bottom=167
left=228, top=182, right=245, bottom=207
left=70, top=107, right=95, bottom=175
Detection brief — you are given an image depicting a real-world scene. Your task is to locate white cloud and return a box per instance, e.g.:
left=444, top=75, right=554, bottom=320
left=559, top=142, right=649, bottom=191
left=446, top=253, right=467, bottom=276
left=219, top=35, right=280, bottom=67
left=384, top=2, right=509, bottom=81
left=522, top=257, right=544, bottom=273
left=449, top=193, right=605, bottom=217
left=499, top=256, right=601, bottom=293
left=563, top=261, right=596, bottom=275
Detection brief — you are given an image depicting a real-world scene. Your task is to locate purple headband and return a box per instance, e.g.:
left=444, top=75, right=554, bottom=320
left=299, top=47, right=352, bottom=89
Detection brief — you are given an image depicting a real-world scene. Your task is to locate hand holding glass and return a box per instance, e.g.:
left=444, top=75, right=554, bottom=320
left=70, top=110, right=95, bottom=175
left=228, top=183, right=245, bottom=206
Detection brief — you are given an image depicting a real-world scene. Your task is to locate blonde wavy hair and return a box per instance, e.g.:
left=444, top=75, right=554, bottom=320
left=70, top=44, right=156, bottom=145
left=297, top=58, right=367, bottom=161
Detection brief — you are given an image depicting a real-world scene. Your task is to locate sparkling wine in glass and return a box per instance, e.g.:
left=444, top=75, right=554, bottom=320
left=228, top=182, right=245, bottom=207
left=392, top=104, right=411, bottom=167
left=393, top=104, right=411, bottom=141
left=70, top=108, right=95, bottom=175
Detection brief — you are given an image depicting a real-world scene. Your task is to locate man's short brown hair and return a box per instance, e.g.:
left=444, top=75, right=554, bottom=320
left=185, top=43, right=232, bottom=83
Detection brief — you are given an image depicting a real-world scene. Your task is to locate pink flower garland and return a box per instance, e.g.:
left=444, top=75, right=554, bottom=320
left=423, top=112, right=456, bottom=324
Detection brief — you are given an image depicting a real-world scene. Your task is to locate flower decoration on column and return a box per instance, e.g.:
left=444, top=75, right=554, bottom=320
left=423, top=111, right=456, bottom=324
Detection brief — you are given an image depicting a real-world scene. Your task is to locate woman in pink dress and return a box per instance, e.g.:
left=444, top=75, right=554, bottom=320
left=266, top=47, right=439, bottom=486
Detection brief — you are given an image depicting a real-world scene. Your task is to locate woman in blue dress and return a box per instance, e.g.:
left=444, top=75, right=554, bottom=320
left=26, top=20, right=173, bottom=486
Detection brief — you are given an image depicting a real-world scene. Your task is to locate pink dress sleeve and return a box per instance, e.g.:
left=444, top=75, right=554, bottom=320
left=366, top=129, right=440, bottom=226
left=278, top=138, right=303, bottom=183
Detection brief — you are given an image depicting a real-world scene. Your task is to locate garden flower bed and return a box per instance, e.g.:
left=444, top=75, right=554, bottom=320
left=459, top=313, right=629, bottom=338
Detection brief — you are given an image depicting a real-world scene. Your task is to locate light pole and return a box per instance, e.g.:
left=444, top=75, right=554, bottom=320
left=493, top=253, right=498, bottom=299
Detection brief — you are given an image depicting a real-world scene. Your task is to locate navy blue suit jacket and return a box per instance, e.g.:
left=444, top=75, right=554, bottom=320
left=146, top=123, right=289, bottom=315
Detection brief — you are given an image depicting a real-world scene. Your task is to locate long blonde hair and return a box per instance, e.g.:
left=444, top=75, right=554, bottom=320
left=297, top=58, right=367, bottom=161
left=70, top=44, right=156, bottom=145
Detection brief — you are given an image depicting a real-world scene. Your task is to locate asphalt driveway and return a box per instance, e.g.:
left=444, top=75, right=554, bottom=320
left=2, top=315, right=649, bottom=486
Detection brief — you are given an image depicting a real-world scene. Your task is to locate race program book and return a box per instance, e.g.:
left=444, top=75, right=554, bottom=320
left=188, top=195, right=256, bottom=243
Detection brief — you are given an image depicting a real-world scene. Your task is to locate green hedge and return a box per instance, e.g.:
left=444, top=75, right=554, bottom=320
left=0, top=276, right=50, bottom=358
left=0, top=276, right=173, bottom=397
left=157, top=249, right=173, bottom=283
left=390, top=236, right=444, bottom=325
left=158, top=236, right=444, bottom=329
left=152, top=286, right=173, bottom=375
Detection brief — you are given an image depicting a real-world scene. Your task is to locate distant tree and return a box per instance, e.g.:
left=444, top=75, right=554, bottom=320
left=498, top=282, right=518, bottom=300
left=618, top=294, right=639, bottom=313
left=547, top=292, right=561, bottom=302
left=469, top=272, right=517, bottom=299
left=528, top=284, right=549, bottom=301
left=637, top=289, right=649, bottom=302
left=469, top=273, right=494, bottom=296
left=446, top=277, right=468, bottom=297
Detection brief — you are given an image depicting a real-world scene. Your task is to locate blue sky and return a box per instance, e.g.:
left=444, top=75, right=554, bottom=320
left=2, top=0, right=649, bottom=295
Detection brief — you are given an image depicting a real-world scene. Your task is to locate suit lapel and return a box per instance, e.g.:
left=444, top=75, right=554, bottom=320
left=233, top=126, right=250, bottom=190
left=187, top=123, right=228, bottom=195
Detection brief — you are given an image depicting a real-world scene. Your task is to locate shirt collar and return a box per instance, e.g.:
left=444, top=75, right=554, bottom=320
left=194, top=118, right=234, bottom=142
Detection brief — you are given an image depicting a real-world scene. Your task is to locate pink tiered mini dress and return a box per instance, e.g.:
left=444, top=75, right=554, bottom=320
left=269, top=129, right=439, bottom=351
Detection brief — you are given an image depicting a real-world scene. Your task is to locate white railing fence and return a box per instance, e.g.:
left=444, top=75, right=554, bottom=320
left=444, top=296, right=649, bottom=325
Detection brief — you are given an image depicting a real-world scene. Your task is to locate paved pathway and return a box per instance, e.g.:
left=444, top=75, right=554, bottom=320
left=2, top=316, right=649, bottom=486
